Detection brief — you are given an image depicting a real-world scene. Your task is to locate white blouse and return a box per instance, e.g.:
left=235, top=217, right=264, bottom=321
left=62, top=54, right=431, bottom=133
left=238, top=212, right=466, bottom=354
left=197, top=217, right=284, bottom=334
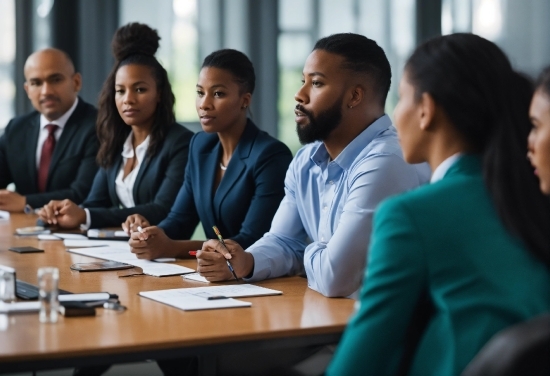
left=115, top=131, right=150, bottom=208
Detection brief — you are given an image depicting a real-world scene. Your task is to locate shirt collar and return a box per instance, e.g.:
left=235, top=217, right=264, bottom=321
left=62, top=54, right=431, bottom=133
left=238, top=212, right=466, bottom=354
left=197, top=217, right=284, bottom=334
left=39, top=97, right=79, bottom=130
left=310, top=114, right=392, bottom=170
left=121, top=131, right=151, bottom=159
left=430, top=153, right=463, bottom=183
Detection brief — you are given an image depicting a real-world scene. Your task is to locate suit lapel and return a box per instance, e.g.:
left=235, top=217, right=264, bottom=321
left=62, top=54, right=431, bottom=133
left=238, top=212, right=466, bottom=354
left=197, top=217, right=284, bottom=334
left=27, top=114, right=41, bottom=190
left=132, top=155, right=152, bottom=205
left=213, top=121, right=257, bottom=218
left=199, top=142, right=220, bottom=229
left=109, top=157, right=123, bottom=207
left=48, top=101, right=83, bottom=178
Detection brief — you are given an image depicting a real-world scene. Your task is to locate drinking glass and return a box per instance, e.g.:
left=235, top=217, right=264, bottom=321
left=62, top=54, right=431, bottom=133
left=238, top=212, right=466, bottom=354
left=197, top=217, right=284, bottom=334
left=38, top=267, right=59, bottom=323
left=0, top=269, right=16, bottom=303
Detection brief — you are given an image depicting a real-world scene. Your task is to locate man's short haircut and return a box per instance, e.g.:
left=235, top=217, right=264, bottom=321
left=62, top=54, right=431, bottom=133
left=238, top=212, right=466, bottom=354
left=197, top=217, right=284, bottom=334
left=314, top=33, right=391, bottom=107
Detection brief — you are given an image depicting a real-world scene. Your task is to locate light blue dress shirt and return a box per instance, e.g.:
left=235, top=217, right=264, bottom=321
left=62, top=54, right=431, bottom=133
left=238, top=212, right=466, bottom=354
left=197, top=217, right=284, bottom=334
left=244, top=115, right=430, bottom=297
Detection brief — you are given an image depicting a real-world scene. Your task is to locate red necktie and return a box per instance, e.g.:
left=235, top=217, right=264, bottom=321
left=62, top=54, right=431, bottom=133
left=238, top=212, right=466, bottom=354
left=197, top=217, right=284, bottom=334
left=37, top=124, right=58, bottom=192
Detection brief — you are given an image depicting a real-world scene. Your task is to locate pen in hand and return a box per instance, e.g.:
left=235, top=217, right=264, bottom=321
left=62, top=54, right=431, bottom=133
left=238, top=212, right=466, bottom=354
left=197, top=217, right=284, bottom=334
left=212, top=226, right=239, bottom=281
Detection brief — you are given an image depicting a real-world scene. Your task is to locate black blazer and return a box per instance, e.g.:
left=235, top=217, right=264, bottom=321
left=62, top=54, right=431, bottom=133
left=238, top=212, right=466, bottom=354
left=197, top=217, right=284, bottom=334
left=0, top=98, right=99, bottom=208
left=159, top=119, right=293, bottom=248
left=82, top=123, right=193, bottom=228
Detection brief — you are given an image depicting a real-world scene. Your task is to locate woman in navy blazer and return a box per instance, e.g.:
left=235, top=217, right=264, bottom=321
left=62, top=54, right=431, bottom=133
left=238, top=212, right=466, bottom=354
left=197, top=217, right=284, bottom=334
left=126, top=49, right=292, bottom=260
left=38, top=23, right=193, bottom=229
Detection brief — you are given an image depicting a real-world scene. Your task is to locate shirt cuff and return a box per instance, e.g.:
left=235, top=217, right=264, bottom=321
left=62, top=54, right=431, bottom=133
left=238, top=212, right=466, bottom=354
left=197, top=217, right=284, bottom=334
left=242, top=250, right=269, bottom=282
left=79, top=208, right=92, bottom=231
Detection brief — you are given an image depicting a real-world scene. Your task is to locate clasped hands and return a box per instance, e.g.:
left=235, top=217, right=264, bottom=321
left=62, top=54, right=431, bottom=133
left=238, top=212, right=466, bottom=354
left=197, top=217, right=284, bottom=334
left=38, top=199, right=86, bottom=227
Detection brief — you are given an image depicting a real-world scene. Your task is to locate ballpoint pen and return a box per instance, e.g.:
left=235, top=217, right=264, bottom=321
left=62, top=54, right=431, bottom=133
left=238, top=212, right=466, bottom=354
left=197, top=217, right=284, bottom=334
left=212, top=226, right=239, bottom=281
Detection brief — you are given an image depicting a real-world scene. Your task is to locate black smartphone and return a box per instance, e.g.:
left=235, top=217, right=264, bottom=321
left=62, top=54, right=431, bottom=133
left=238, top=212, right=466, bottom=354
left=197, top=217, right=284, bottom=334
left=8, top=246, right=45, bottom=253
left=70, top=261, right=133, bottom=272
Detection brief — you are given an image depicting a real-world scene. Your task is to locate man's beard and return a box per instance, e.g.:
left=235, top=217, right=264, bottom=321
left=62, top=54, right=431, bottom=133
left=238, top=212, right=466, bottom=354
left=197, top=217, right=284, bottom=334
left=295, top=99, right=343, bottom=145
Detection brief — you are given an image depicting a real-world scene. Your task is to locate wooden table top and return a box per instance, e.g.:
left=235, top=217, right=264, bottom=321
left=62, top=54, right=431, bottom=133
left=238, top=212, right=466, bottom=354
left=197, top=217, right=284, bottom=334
left=0, top=214, right=354, bottom=367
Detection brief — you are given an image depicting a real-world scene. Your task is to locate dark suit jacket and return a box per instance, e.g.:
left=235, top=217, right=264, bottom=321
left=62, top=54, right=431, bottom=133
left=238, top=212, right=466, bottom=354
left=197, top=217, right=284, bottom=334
left=327, top=155, right=550, bottom=376
left=82, top=123, right=193, bottom=228
left=0, top=98, right=99, bottom=208
left=159, top=119, right=293, bottom=248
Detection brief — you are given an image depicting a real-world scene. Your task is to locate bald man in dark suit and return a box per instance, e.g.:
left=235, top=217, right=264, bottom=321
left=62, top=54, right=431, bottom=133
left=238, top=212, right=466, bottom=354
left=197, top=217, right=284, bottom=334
left=0, top=48, right=99, bottom=212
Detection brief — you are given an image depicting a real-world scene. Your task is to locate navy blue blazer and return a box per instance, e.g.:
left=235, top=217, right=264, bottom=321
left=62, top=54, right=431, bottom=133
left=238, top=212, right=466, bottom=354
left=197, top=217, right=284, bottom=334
left=159, top=119, right=293, bottom=248
left=0, top=98, right=99, bottom=208
left=82, top=123, right=193, bottom=228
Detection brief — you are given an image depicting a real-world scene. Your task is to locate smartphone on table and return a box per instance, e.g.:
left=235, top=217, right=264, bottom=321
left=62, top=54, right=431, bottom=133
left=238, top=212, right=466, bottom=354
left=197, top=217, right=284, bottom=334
left=70, top=261, right=133, bottom=272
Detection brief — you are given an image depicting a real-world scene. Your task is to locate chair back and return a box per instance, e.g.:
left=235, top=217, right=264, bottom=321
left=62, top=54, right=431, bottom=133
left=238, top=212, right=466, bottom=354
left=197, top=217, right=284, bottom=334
left=462, top=313, right=550, bottom=376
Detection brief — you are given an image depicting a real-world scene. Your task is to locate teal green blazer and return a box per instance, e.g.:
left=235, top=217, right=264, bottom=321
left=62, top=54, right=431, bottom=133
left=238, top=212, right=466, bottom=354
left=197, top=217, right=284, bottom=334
left=327, top=155, right=550, bottom=376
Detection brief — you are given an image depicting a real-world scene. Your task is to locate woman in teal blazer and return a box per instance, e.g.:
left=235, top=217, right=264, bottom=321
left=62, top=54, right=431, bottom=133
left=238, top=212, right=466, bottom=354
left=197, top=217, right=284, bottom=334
left=328, top=34, right=550, bottom=376
left=126, top=49, right=292, bottom=260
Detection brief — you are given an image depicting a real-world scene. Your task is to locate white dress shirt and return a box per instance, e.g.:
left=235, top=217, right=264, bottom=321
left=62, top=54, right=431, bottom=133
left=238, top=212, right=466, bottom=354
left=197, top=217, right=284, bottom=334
left=36, top=98, right=79, bottom=169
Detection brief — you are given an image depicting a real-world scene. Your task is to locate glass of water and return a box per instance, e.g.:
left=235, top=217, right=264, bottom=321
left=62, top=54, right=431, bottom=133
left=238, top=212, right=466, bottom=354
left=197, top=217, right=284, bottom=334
left=0, top=268, right=16, bottom=303
left=38, top=267, right=59, bottom=323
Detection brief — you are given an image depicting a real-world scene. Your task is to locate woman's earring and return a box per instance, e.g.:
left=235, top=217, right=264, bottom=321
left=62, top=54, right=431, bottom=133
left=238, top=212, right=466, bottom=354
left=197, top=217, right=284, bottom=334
left=242, top=105, right=248, bottom=109
left=348, top=105, right=353, bottom=109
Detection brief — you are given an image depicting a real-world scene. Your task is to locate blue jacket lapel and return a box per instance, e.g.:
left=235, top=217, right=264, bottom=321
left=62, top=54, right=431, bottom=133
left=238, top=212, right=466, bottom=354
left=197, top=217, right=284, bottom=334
left=199, top=142, right=221, bottom=229
left=213, top=121, right=258, bottom=218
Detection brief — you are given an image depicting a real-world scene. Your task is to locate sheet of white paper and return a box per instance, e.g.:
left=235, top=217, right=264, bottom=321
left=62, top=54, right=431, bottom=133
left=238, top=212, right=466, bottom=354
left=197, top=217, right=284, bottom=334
left=0, top=210, right=10, bottom=220
left=64, top=239, right=130, bottom=249
left=141, top=284, right=282, bottom=305
left=67, top=246, right=195, bottom=277
left=182, top=273, right=209, bottom=283
left=173, top=284, right=283, bottom=298
left=139, top=289, right=251, bottom=311
left=54, top=233, right=88, bottom=240
left=59, top=293, right=111, bottom=302
left=0, top=301, right=40, bottom=313
left=38, top=234, right=62, bottom=240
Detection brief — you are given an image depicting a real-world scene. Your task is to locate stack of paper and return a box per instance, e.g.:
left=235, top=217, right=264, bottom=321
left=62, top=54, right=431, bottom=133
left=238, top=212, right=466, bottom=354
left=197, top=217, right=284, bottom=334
left=139, top=284, right=282, bottom=311
left=66, top=243, right=194, bottom=277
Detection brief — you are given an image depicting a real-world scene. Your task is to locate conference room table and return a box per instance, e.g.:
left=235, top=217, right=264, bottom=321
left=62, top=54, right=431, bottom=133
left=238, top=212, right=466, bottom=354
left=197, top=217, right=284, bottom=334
left=0, top=214, right=355, bottom=374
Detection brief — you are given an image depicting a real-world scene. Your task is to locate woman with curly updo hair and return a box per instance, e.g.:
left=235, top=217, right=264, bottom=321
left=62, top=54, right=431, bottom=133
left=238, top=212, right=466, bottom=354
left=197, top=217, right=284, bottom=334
left=39, top=23, right=193, bottom=230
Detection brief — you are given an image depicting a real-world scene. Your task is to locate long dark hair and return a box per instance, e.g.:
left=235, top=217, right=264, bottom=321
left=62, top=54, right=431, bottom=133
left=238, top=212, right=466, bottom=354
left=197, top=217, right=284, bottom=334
left=405, top=33, right=550, bottom=267
left=96, top=22, right=175, bottom=168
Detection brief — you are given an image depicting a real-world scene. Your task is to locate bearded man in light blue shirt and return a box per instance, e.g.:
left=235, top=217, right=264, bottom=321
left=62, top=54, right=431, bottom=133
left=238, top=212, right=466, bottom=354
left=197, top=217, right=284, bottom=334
left=198, top=33, right=430, bottom=298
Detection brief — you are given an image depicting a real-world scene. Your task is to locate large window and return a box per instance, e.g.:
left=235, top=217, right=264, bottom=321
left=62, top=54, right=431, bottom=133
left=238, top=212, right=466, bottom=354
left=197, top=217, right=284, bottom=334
left=0, top=0, right=15, bottom=129
left=120, top=0, right=199, bottom=125
left=277, top=0, right=416, bottom=154
left=442, top=0, right=550, bottom=77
